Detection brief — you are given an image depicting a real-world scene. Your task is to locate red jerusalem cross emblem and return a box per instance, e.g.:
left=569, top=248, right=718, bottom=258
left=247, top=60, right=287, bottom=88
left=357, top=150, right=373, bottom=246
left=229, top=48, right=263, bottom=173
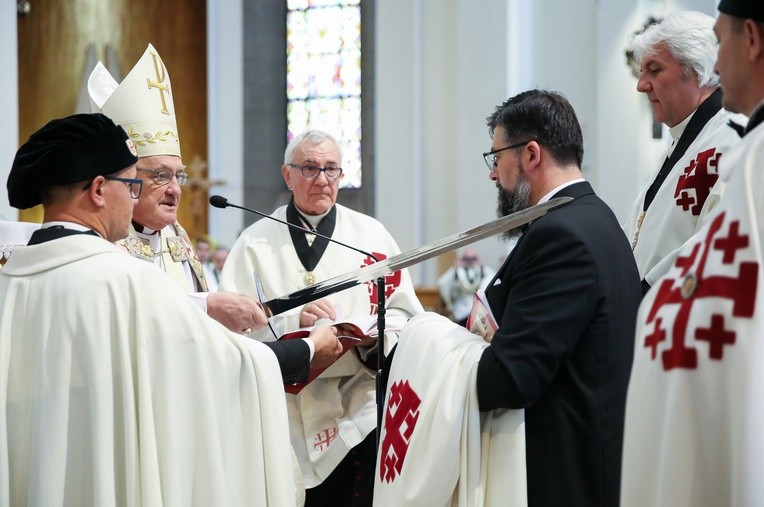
left=361, top=252, right=402, bottom=314
left=314, top=427, right=339, bottom=452
left=644, top=212, right=758, bottom=370
left=379, top=380, right=421, bottom=483
left=674, top=147, right=721, bottom=216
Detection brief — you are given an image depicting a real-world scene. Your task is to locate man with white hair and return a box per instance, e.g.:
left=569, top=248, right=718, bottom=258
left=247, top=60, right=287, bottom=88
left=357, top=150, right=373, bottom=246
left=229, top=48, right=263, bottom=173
left=624, top=10, right=746, bottom=296
left=620, top=2, right=764, bottom=505
left=220, top=130, right=423, bottom=506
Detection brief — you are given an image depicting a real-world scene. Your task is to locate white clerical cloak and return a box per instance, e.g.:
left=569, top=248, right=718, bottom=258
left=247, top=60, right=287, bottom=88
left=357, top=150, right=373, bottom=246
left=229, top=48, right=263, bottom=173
left=219, top=203, right=424, bottom=488
left=374, top=313, right=526, bottom=506
left=621, top=121, right=764, bottom=506
left=0, top=236, right=295, bottom=506
left=624, top=107, right=745, bottom=286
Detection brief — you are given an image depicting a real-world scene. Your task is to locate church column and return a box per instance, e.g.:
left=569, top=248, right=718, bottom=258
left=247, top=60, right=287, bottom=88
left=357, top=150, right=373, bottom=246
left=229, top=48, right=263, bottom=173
left=207, top=0, right=245, bottom=246
left=242, top=0, right=288, bottom=228
left=1, top=2, right=19, bottom=222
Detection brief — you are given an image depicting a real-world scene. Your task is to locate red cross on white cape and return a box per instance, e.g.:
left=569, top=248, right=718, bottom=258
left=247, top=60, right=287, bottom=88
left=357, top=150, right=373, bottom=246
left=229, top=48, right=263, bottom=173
left=621, top=125, right=764, bottom=506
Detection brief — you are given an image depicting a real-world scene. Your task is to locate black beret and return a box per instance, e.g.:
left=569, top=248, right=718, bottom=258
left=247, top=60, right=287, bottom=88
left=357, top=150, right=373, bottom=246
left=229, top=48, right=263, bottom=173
left=718, top=0, right=764, bottom=22
left=7, top=113, right=138, bottom=209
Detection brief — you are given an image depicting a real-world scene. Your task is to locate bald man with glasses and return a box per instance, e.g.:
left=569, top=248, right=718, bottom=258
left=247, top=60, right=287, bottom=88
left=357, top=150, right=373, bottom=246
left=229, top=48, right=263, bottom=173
left=220, top=129, right=424, bottom=506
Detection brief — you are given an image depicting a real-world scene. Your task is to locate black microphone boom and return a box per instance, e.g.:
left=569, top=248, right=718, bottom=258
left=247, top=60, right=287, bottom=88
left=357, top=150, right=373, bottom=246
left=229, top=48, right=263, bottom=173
left=209, top=194, right=378, bottom=261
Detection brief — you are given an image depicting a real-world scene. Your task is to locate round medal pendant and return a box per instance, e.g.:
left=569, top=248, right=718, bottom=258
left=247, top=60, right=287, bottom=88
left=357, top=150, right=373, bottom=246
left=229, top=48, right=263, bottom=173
left=680, top=273, right=698, bottom=299
left=140, top=242, right=154, bottom=258
left=305, top=272, right=316, bottom=285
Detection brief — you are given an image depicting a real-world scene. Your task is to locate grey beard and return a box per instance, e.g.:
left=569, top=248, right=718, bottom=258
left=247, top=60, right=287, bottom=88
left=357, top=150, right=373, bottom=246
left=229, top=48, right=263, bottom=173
left=496, top=177, right=532, bottom=240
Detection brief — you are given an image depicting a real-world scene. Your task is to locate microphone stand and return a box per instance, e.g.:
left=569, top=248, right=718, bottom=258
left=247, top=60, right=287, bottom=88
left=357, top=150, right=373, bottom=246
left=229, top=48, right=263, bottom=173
left=376, top=276, right=385, bottom=446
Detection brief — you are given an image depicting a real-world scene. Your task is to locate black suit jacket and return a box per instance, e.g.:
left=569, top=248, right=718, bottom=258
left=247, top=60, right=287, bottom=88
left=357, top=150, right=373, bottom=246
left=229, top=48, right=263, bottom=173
left=476, top=181, right=641, bottom=507
left=264, top=339, right=311, bottom=384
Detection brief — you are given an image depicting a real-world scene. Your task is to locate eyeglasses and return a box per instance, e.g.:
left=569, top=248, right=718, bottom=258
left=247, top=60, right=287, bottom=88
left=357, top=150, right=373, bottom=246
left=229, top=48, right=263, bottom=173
left=482, top=140, right=535, bottom=172
left=82, top=176, right=143, bottom=199
left=106, top=176, right=143, bottom=198
left=138, top=167, right=189, bottom=186
left=286, top=163, right=343, bottom=180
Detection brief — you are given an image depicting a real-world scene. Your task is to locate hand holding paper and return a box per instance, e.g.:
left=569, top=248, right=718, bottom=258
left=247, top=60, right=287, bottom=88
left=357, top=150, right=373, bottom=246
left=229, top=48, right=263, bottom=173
left=279, top=314, right=406, bottom=394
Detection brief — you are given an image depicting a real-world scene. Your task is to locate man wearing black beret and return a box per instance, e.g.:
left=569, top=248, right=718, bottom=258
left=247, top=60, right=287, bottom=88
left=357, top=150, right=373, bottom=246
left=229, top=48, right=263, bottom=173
left=621, top=3, right=764, bottom=505
left=0, top=113, right=300, bottom=504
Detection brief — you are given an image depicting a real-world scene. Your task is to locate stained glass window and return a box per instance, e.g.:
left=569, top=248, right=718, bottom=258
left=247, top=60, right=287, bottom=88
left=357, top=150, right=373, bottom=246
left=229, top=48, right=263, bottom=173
left=287, top=0, right=363, bottom=188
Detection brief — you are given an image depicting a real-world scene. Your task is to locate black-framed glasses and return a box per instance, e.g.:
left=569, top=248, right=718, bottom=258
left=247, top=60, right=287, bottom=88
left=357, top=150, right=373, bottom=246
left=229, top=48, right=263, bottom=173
left=482, top=140, right=535, bottom=172
left=138, top=167, right=189, bottom=186
left=82, top=176, right=143, bottom=199
left=106, top=176, right=143, bottom=198
left=286, top=163, right=343, bottom=180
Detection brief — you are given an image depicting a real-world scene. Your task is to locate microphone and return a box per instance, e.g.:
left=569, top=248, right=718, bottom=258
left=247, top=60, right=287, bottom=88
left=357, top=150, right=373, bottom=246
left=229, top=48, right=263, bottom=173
left=209, top=195, right=379, bottom=262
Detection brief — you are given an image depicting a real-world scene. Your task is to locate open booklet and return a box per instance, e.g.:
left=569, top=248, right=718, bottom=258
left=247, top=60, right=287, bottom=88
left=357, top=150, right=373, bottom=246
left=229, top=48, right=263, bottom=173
left=279, top=313, right=406, bottom=395
left=465, top=289, right=498, bottom=342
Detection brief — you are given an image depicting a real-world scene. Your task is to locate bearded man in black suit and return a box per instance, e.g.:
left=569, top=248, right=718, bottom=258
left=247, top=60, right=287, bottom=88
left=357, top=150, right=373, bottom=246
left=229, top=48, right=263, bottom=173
left=477, top=90, right=641, bottom=507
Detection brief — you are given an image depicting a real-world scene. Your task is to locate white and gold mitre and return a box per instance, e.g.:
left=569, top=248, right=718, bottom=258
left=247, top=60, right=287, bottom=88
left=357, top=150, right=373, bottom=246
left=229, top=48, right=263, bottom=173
left=88, top=43, right=181, bottom=158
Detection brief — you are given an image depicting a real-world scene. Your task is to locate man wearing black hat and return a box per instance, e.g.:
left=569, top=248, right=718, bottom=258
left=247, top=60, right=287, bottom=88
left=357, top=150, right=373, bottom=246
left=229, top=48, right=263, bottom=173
left=6, top=113, right=141, bottom=242
left=620, top=3, right=764, bottom=506
left=0, top=113, right=303, bottom=505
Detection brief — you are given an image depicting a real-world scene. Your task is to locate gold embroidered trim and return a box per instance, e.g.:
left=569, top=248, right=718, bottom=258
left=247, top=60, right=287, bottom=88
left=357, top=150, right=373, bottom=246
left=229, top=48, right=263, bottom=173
left=127, top=127, right=178, bottom=146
